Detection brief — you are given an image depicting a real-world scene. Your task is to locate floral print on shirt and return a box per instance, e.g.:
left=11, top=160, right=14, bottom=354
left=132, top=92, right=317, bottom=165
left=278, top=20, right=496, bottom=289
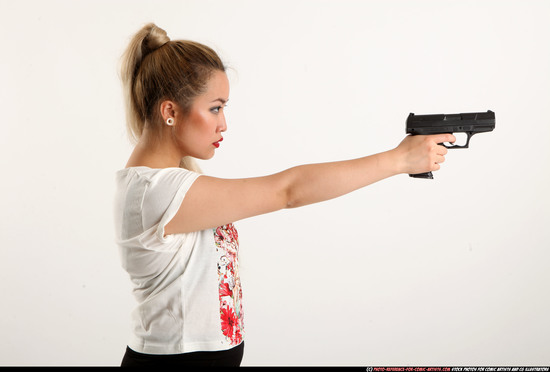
left=214, top=224, right=244, bottom=346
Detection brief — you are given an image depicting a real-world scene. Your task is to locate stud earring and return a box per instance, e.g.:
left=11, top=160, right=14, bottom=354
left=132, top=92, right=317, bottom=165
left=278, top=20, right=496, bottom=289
left=166, top=118, right=174, bottom=126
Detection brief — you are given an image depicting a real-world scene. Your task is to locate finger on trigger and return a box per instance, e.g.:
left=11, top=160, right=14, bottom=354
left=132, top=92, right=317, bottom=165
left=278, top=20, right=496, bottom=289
left=433, top=133, right=456, bottom=144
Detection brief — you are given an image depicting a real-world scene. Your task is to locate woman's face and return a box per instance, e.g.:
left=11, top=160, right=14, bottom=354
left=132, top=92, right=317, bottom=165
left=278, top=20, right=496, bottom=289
left=175, top=70, right=230, bottom=160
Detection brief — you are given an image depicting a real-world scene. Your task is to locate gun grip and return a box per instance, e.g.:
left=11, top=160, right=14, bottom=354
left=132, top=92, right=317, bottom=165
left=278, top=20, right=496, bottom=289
left=409, top=172, right=434, bottom=179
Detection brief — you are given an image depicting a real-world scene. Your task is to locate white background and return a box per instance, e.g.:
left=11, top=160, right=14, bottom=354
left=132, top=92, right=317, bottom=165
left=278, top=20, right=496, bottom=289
left=1, top=0, right=549, bottom=366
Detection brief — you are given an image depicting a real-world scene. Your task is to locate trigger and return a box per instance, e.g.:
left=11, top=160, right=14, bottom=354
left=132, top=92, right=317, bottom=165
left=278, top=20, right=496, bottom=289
left=446, top=133, right=469, bottom=148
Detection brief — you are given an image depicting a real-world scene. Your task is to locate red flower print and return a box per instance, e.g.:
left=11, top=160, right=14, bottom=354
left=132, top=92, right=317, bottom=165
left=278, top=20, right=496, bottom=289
left=220, top=306, right=238, bottom=339
left=214, top=224, right=244, bottom=346
left=219, top=281, right=232, bottom=298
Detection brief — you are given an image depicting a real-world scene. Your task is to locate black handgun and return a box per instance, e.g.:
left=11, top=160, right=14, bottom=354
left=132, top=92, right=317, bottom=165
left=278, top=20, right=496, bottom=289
left=406, top=110, right=496, bottom=179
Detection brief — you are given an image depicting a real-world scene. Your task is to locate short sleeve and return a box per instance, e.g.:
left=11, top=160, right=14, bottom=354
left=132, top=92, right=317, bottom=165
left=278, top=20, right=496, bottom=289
left=139, top=168, right=201, bottom=249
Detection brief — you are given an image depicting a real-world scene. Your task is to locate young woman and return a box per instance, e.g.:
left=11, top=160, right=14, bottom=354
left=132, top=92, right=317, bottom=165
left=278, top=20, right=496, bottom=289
left=114, top=23, right=455, bottom=367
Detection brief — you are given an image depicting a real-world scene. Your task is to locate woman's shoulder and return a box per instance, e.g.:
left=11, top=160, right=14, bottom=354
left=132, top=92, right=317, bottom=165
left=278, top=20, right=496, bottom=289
left=117, top=167, right=201, bottom=198
left=117, top=166, right=195, bottom=179
left=116, top=166, right=155, bottom=185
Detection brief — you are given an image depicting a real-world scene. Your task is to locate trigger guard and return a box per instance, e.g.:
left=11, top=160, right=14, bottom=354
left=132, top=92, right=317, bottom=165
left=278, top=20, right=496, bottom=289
left=442, top=132, right=472, bottom=149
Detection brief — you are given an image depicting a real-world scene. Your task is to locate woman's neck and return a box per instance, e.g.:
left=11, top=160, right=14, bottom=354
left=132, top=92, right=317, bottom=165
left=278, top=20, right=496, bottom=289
left=125, top=130, right=182, bottom=169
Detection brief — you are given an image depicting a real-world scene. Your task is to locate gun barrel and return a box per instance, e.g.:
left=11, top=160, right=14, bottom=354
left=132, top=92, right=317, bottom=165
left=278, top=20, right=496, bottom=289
left=406, top=110, right=495, bottom=135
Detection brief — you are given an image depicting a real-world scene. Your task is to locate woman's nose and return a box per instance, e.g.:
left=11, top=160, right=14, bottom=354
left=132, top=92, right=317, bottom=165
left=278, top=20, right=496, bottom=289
left=219, top=113, right=227, bottom=132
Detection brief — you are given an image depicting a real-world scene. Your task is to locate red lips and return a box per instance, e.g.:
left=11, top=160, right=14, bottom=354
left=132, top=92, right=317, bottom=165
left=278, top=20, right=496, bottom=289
left=213, top=137, right=223, bottom=148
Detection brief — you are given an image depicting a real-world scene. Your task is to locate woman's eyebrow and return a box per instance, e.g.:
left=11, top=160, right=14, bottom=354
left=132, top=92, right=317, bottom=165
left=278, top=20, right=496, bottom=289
left=210, top=98, right=228, bottom=104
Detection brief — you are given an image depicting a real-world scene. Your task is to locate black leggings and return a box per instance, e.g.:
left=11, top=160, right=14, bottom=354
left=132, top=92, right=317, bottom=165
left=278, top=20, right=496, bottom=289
left=121, top=342, right=244, bottom=367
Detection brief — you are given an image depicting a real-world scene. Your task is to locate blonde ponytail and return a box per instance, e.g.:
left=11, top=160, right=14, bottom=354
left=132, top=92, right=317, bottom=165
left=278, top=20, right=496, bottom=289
left=120, top=23, right=167, bottom=144
left=120, top=23, right=225, bottom=173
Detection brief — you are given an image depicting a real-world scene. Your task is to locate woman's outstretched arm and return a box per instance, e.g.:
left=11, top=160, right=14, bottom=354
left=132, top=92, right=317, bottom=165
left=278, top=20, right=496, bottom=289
left=164, top=133, right=455, bottom=235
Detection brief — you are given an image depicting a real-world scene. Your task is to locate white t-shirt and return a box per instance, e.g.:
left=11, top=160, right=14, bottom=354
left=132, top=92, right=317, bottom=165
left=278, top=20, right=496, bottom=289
left=113, top=166, right=244, bottom=354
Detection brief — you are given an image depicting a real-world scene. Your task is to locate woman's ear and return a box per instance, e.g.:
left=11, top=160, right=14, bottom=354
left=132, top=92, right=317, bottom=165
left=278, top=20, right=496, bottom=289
left=159, top=100, right=178, bottom=123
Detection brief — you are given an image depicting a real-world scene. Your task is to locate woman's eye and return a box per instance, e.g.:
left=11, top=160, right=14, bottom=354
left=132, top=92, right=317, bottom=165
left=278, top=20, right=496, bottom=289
left=210, top=104, right=227, bottom=114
